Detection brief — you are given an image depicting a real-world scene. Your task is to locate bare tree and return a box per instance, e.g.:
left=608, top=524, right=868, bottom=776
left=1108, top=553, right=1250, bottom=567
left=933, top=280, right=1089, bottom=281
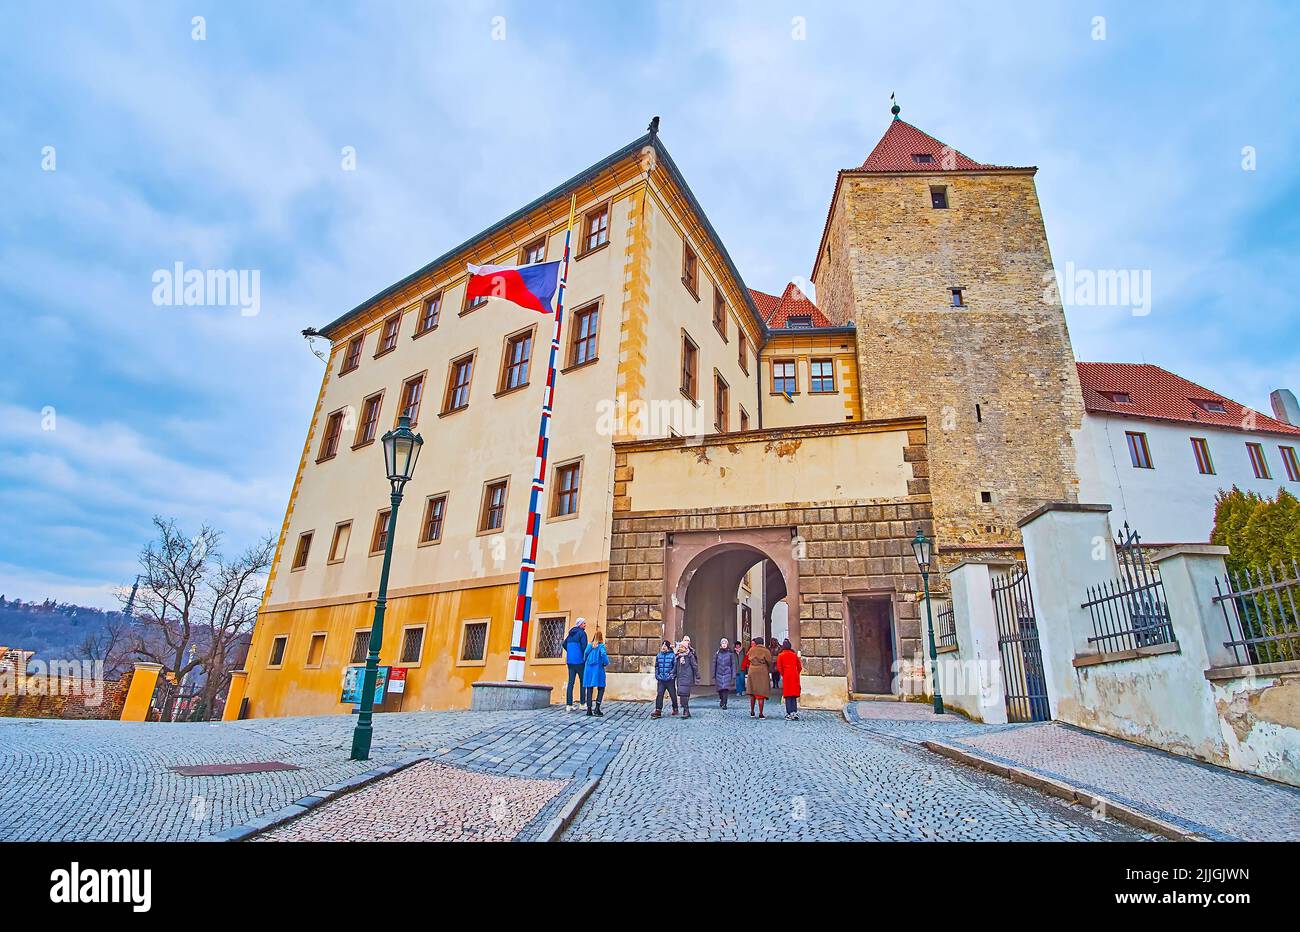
left=195, top=534, right=273, bottom=719
left=78, top=612, right=135, bottom=678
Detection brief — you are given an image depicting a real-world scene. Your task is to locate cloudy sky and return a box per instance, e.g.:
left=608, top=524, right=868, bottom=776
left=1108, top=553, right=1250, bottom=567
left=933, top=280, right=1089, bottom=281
left=1, top=1, right=1296, bottom=609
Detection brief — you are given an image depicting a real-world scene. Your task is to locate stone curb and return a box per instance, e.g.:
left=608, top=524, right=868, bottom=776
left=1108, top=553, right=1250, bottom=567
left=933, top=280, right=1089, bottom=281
left=921, top=740, right=1209, bottom=842
left=536, top=776, right=602, bottom=843
left=200, top=752, right=428, bottom=842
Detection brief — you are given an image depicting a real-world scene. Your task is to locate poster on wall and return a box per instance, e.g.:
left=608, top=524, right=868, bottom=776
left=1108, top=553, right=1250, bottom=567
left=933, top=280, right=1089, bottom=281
left=387, top=667, right=407, bottom=694
left=340, top=665, right=389, bottom=706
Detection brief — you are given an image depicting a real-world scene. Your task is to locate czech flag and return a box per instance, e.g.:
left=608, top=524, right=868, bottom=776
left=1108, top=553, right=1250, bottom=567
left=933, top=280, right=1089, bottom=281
left=465, top=260, right=563, bottom=314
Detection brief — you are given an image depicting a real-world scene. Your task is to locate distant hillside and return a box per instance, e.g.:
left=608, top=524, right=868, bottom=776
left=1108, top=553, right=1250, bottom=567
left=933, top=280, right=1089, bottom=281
left=0, top=596, right=128, bottom=664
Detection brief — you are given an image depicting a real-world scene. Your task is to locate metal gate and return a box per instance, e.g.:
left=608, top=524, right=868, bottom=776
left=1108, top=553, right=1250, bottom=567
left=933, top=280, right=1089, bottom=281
left=991, top=565, right=1050, bottom=722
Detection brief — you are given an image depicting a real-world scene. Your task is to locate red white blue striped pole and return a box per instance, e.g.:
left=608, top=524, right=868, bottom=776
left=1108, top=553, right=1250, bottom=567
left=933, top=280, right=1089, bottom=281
left=506, top=194, right=578, bottom=682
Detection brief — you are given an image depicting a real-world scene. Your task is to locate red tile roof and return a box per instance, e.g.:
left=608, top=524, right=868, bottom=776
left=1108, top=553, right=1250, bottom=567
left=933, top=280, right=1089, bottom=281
left=748, top=282, right=836, bottom=329
left=1077, top=362, right=1300, bottom=436
left=858, top=119, right=1020, bottom=173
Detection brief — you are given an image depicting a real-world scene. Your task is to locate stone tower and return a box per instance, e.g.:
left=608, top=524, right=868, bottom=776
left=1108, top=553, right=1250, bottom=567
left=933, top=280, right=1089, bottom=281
left=812, top=112, right=1083, bottom=559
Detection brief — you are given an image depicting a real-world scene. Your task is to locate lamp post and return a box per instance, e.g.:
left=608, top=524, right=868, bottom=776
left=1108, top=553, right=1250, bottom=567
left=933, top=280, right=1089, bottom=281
left=350, top=414, right=423, bottom=761
left=910, top=527, right=944, bottom=715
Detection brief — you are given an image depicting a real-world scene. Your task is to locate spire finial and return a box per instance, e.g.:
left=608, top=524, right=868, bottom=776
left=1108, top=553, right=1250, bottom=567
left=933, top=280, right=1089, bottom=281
left=648, top=115, right=660, bottom=137
left=890, top=92, right=901, bottom=120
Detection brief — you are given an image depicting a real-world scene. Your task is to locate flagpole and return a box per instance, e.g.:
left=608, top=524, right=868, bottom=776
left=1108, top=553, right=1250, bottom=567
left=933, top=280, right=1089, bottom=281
left=506, top=194, right=578, bottom=683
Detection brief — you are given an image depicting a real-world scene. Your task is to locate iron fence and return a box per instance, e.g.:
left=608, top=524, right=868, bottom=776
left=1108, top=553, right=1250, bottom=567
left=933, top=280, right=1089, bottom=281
left=1213, top=559, right=1300, bottom=666
left=936, top=601, right=957, bottom=649
left=1080, top=523, right=1176, bottom=654
left=991, top=564, right=1050, bottom=722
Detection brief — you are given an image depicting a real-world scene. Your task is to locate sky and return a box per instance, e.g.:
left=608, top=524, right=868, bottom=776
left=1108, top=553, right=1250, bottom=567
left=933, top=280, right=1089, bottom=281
left=1, top=1, right=1297, bottom=609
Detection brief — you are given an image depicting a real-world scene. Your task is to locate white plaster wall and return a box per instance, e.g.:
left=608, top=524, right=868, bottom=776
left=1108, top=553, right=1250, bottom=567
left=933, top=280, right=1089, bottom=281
left=1076, top=414, right=1300, bottom=543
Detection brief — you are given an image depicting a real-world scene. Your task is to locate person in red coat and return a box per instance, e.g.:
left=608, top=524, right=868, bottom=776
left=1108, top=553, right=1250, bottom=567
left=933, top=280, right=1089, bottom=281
left=775, top=638, right=804, bottom=720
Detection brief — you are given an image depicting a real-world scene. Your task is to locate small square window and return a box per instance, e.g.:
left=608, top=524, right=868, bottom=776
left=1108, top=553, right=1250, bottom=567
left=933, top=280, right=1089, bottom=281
left=930, top=186, right=949, bottom=209
left=950, top=288, right=965, bottom=307
left=980, top=491, right=993, bottom=504
left=305, top=632, right=327, bottom=668
left=291, top=531, right=313, bottom=571
left=536, top=617, right=566, bottom=659
left=350, top=630, right=370, bottom=664
left=912, top=153, right=934, bottom=164
left=582, top=204, right=609, bottom=254
left=460, top=621, right=489, bottom=663
left=399, top=626, right=425, bottom=665
left=771, top=359, right=796, bottom=396
left=520, top=237, right=546, bottom=266
left=810, top=358, right=835, bottom=393
left=329, top=521, right=352, bottom=563
left=268, top=635, right=288, bottom=668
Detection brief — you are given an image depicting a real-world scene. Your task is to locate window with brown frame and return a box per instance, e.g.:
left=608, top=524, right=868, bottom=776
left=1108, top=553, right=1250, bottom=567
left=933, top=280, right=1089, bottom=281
left=399, top=626, right=425, bottom=664
left=375, top=313, right=401, bottom=356
left=420, top=494, right=447, bottom=543
left=682, top=243, right=699, bottom=297
left=328, top=521, right=352, bottom=562
left=1126, top=431, right=1153, bottom=469
left=520, top=237, right=546, bottom=265
left=536, top=616, right=566, bottom=659
left=443, top=353, right=475, bottom=413
left=810, top=358, right=836, bottom=393
left=712, top=289, right=726, bottom=339
left=464, top=291, right=488, bottom=313
left=341, top=334, right=365, bottom=374
left=681, top=333, right=698, bottom=402
left=1190, top=437, right=1215, bottom=475
left=318, top=410, right=345, bottom=461
left=415, top=292, right=442, bottom=336
left=739, top=406, right=750, bottom=432
left=499, top=328, right=534, bottom=393
left=349, top=630, right=370, bottom=664
left=397, top=373, right=425, bottom=426
left=1246, top=442, right=1271, bottom=479
left=737, top=331, right=748, bottom=374
left=551, top=461, right=581, bottom=517
left=291, top=531, right=313, bottom=571
left=1281, top=446, right=1300, bottom=482
left=460, top=621, right=489, bottom=662
left=568, top=302, right=599, bottom=368
left=771, top=359, right=796, bottom=395
left=305, top=632, right=327, bottom=668
left=581, top=203, right=609, bottom=254
left=479, top=480, right=508, bottom=533
left=370, top=509, right=391, bottom=554
left=714, top=372, right=729, bottom=432
left=355, top=392, right=383, bottom=447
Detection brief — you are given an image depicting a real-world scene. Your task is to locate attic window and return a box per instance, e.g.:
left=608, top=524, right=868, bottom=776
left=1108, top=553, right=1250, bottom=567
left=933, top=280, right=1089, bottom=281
left=786, top=315, right=813, bottom=329
left=912, top=153, right=934, bottom=164
left=1100, top=391, right=1133, bottom=404
left=1192, top=399, right=1227, bottom=414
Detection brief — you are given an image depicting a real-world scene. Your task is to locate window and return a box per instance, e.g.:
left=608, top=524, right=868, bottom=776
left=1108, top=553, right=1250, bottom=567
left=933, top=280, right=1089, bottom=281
left=785, top=315, right=812, bottom=329
left=318, top=410, right=345, bottom=461
left=810, top=358, right=836, bottom=393
left=568, top=302, right=599, bottom=368
left=980, top=491, right=993, bottom=504
left=443, top=353, right=474, bottom=413
left=950, top=288, right=965, bottom=307
left=1281, top=446, right=1300, bottom=482
left=341, top=334, right=365, bottom=374
left=682, top=243, right=699, bottom=297
left=375, top=312, right=401, bottom=356
left=420, top=494, right=447, bottom=544
left=1190, top=437, right=1215, bottom=475
left=479, top=479, right=508, bottom=533
left=268, top=635, right=288, bottom=668
left=460, top=620, right=489, bottom=663
left=499, top=328, right=534, bottom=393
left=415, top=293, right=442, bottom=336
left=551, top=461, right=581, bottom=517
left=681, top=333, right=699, bottom=402
left=397, top=372, right=425, bottom=426
left=350, top=630, right=370, bottom=664
left=1193, top=398, right=1227, bottom=414
left=581, top=203, right=609, bottom=254
left=328, top=521, right=352, bottom=563
left=291, top=531, right=313, bottom=571
left=739, top=406, right=750, bottom=432
left=737, top=331, right=748, bottom=374
left=305, top=632, right=327, bottom=668
left=712, top=289, right=726, bottom=339
left=1246, top=442, right=1271, bottom=479
left=975, top=403, right=983, bottom=422
left=399, top=625, right=426, bottom=664
left=370, top=509, right=391, bottom=555
left=1126, top=431, right=1153, bottom=469
left=355, top=392, right=384, bottom=447
left=912, top=153, right=935, bottom=164
left=714, top=372, right=729, bottom=432
left=771, top=359, right=796, bottom=395
left=536, top=616, right=566, bottom=659
left=520, top=237, right=546, bottom=265
left=930, top=186, right=948, bottom=209
left=464, top=291, right=488, bottom=312
left=1100, top=391, right=1133, bottom=404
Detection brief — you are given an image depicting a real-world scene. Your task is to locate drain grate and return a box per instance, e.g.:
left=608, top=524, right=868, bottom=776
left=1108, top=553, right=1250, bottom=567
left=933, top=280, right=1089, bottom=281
left=169, top=760, right=301, bottom=776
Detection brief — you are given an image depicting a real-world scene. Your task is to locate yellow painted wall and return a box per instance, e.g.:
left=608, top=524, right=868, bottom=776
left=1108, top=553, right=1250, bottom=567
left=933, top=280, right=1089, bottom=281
left=759, top=331, right=860, bottom=429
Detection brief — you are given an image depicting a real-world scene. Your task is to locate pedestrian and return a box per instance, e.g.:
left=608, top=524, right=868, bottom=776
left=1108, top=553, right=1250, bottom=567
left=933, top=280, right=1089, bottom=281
left=675, top=636, right=700, bottom=719
left=776, top=638, right=803, bottom=720
left=768, top=636, right=782, bottom=693
left=712, top=637, right=737, bottom=709
left=734, top=641, right=746, bottom=697
left=744, top=636, right=772, bottom=719
left=562, top=617, right=588, bottom=711
left=651, top=639, right=679, bottom=718
left=582, top=628, right=609, bottom=716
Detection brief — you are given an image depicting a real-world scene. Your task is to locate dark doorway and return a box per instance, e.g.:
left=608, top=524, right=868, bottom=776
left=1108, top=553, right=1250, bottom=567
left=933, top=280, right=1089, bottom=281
left=849, top=597, right=895, bottom=695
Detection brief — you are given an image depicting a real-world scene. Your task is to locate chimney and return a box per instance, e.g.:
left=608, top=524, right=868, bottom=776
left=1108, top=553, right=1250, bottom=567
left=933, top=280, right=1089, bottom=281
left=1271, top=388, right=1300, bottom=425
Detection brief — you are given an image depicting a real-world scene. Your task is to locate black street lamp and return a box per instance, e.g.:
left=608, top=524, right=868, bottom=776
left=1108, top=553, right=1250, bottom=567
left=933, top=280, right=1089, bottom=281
left=350, top=414, right=423, bottom=761
left=910, top=527, right=944, bottom=715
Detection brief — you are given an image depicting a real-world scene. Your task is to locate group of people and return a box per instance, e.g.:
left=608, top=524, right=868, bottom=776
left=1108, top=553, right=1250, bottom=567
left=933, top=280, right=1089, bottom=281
left=560, top=618, right=804, bottom=720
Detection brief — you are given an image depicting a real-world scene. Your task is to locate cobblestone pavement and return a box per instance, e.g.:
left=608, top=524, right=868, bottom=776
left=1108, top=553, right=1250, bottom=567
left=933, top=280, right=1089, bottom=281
left=563, top=704, right=1152, bottom=841
left=256, top=760, right=566, bottom=842
left=0, top=709, right=533, bottom=841
left=844, top=701, right=1300, bottom=842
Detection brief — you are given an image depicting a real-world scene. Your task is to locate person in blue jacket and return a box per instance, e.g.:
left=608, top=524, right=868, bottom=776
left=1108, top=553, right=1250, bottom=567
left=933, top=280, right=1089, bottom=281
left=582, top=628, right=610, bottom=717
left=562, top=617, right=588, bottom=711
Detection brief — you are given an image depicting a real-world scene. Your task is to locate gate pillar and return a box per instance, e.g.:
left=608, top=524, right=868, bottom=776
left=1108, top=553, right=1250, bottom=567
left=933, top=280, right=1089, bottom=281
left=120, top=661, right=163, bottom=722
left=947, top=560, right=1011, bottom=724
